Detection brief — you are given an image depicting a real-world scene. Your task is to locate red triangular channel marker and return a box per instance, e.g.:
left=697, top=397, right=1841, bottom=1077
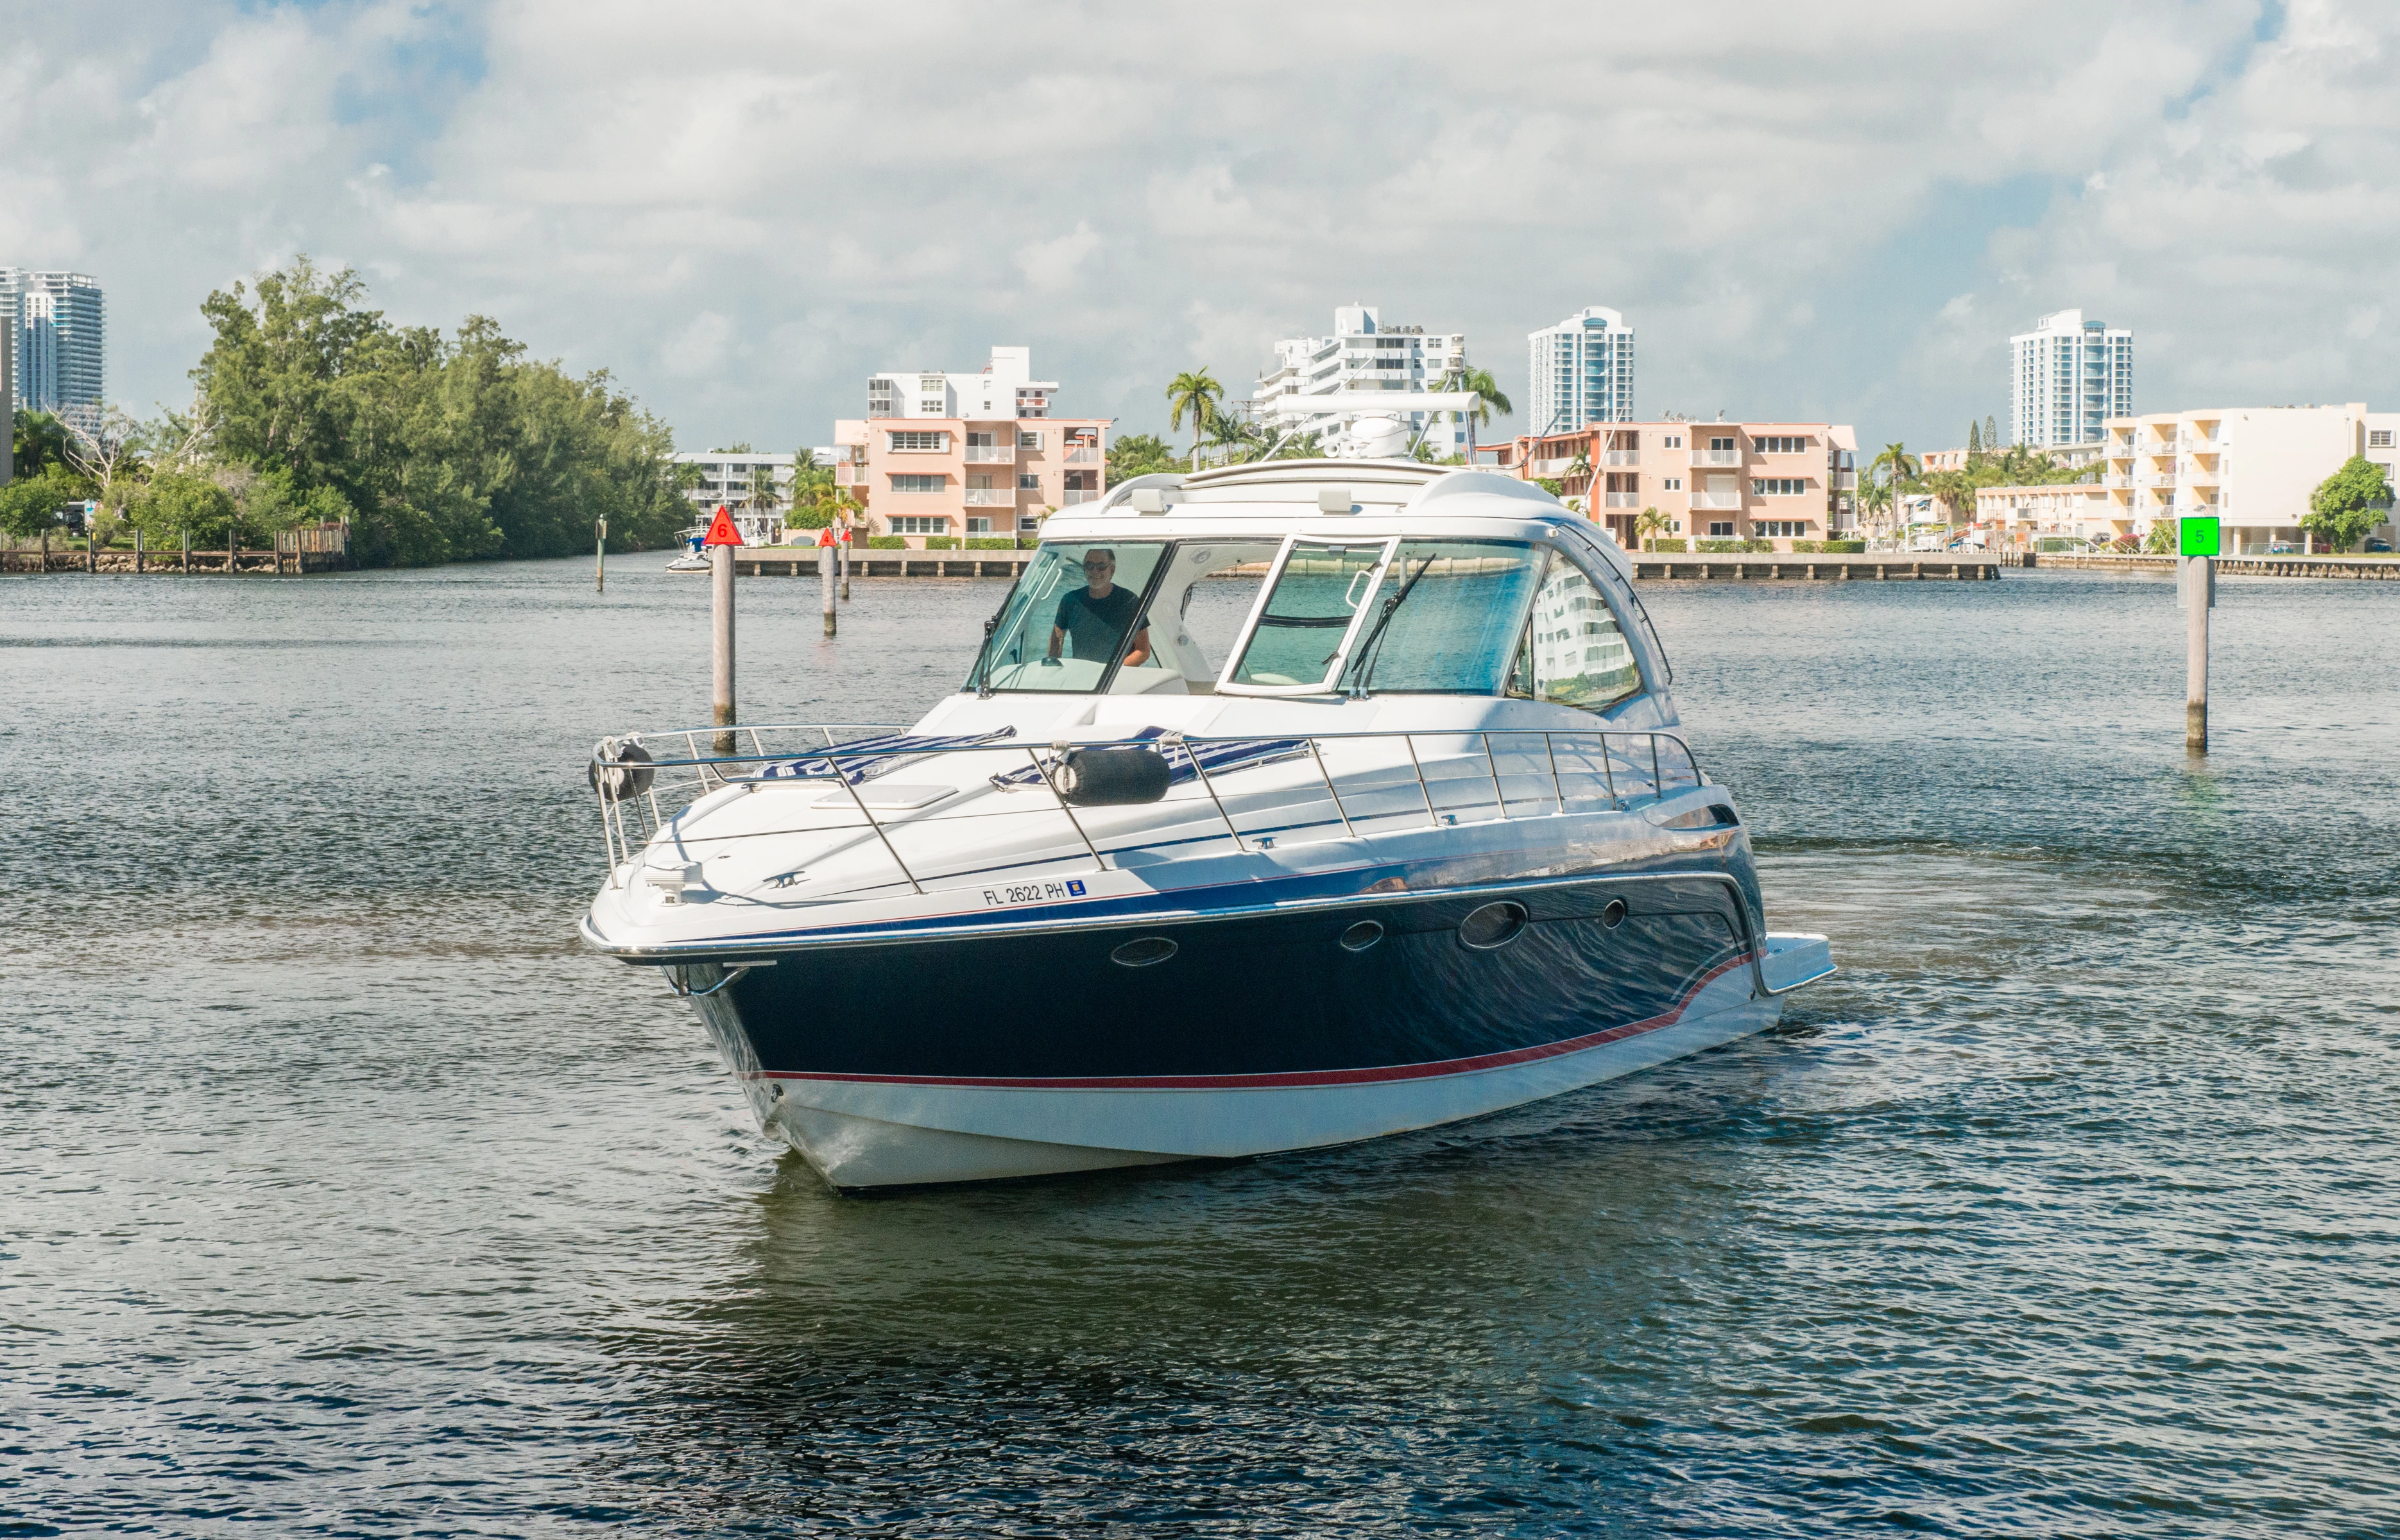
left=818, top=527, right=836, bottom=546
left=703, top=506, right=743, bottom=547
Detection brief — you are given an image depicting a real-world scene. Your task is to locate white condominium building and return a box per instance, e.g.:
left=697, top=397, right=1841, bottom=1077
left=2011, top=309, right=2132, bottom=451
left=0, top=268, right=105, bottom=413
left=2103, top=404, right=2399, bottom=554
left=1253, top=305, right=1471, bottom=458
left=868, top=346, right=1055, bottom=422
left=1527, top=307, right=1634, bottom=434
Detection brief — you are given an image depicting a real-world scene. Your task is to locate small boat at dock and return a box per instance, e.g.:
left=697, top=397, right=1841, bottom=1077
left=581, top=460, right=1833, bottom=1189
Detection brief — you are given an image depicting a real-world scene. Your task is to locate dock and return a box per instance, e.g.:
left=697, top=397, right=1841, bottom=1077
left=2025, top=552, right=2400, bottom=580
left=734, top=551, right=1034, bottom=579
left=1, top=526, right=354, bottom=576
left=1629, top=552, right=2001, bottom=581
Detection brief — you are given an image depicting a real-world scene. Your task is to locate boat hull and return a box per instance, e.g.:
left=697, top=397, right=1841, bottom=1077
left=676, top=872, right=1824, bottom=1188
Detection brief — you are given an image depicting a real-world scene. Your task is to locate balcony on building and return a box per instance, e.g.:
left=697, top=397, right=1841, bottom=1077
left=1694, top=449, right=1742, bottom=468
left=1061, top=489, right=1099, bottom=506
left=1602, top=450, right=1638, bottom=466
left=962, top=487, right=1015, bottom=507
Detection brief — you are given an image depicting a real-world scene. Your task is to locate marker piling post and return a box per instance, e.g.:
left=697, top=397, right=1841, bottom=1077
left=594, top=517, right=607, bottom=593
left=2179, top=515, right=2218, bottom=755
left=703, top=506, right=742, bottom=754
left=839, top=523, right=851, bottom=601
left=819, top=527, right=837, bottom=637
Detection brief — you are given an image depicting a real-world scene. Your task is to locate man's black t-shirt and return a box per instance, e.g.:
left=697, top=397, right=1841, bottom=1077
left=1054, top=584, right=1143, bottom=662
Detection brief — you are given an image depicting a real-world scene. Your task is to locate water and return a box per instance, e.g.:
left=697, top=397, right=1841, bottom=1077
left=4, top=558, right=2396, bottom=1537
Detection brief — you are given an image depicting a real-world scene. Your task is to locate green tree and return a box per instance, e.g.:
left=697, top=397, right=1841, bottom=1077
left=0, top=465, right=87, bottom=538
left=1966, top=419, right=1982, bottom=463
left=1923, top=468, right=1976, bottom=524
left=189, top=259, right=688, bottom=566
left=14, top=410, right=71, bottom=479
left=1104, top=432, right=1182, bottom=487
left=1856, top=473, right=1894, bottom=529
left=125, top=470, right=241, bottom=544
left=1634, top=506, right=1672, bottom=552
left=1985, top=415, right=2001, bottom=453
left=1438, top=366, right=1512, bottom=457
left=1869, top=441, right=1921, bottom=532
left=2302, top=455, right=2394, bottom=552
left=1165, top=370, right=1223, bottom=468
left=1203, top=411, right=1269, bottom=465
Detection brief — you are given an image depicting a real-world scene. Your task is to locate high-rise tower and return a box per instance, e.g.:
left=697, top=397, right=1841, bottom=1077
left=0, top=269, right=105, bottom=413
left=2010, top=309, right=2131, bottom=450
left=1527, top=307, right=1634, bottom=435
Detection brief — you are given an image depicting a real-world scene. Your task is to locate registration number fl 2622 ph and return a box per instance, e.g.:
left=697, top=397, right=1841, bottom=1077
left=982, top=878, right=1088, bottom=908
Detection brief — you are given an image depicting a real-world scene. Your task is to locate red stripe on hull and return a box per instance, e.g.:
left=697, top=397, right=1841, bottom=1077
left=750, top=953, right=1753, bottom=1091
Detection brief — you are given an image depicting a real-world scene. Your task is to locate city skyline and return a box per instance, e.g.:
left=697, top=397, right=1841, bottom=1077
left=1, top=4, right=2394, bottom=459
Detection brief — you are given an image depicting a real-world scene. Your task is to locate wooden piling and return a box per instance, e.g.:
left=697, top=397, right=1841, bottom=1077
left=181, top=528, right=191, bottom=572
left=594, top=517, right=607, bottom=594
left=712, top=542, right=737, bottom=754
left=135, top=528, right=144, bottom=574
left=821, top=546, right=837, bottom=637
left=839, top=531, right=851, bottom=601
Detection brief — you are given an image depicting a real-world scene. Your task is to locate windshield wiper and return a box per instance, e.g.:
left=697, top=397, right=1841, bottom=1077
left=1346, top=554, right=1436, bottom=696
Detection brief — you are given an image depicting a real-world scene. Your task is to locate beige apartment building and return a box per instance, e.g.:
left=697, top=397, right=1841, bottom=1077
left=830, top=346, right=1105, bottom=545
left=1489, top=420, right=1858, bottom=550
left=832, top=419, right=1106, bottom=545
left=1973, top=483, right=2117, bottom=544
left=2102, top=404, right=2399, bottom=553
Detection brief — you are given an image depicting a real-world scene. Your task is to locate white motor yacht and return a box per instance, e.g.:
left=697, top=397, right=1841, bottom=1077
left=582, top=461, right=1833, bottom=1189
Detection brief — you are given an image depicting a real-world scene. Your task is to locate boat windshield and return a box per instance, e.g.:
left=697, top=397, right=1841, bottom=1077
left=966, top=542, right=1171, bottom=693
left=1338, top=540, right=1547, bottom=694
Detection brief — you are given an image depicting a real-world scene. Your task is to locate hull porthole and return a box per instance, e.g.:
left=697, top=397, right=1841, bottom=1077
left=1601, top=898, right=1628, bottom=929
left=1458, top=902, right=1529, bottom=951
left=1339, top=920, right=1384, bottom=952
left=1111, top=936, right=1179, bottom=968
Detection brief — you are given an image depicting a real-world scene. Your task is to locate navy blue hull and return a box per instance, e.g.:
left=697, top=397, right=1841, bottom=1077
left=713, top=870, right=1753, bottom=1082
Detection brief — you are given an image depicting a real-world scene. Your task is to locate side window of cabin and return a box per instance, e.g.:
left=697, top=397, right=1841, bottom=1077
left=1510, top=548, right=1644, bottom=711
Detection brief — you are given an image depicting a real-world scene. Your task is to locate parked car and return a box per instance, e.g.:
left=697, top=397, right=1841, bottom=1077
left=2365, top=538, right=2394, bottom=553
left=2267, top=541, right=2302, bottom=554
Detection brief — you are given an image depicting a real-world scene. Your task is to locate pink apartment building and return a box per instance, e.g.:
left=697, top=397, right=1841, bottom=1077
left=832, top=345, right=1107, bottom=546
left=1487, top=420, right=1859, bottom=551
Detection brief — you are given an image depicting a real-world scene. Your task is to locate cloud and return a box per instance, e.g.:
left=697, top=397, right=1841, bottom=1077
left=660, top=311, right=732, bottom=378
left=1015, top=223, right=1099, bottom=291
left=6, top=0, right=2397, bottom=451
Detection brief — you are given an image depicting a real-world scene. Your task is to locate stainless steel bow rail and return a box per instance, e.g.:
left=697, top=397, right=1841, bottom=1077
left=587, top=723, right=1713, bottom=896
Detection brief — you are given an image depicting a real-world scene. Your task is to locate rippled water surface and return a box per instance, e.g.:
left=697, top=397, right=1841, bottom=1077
left=4, top=557, right=2397, bottom=1537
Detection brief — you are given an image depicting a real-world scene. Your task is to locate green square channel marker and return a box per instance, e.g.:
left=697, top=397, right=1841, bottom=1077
left=2179, top=516, right=2221, bottom=558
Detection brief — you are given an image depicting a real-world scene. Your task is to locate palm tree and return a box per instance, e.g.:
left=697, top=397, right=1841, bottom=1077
left=1439, top=366, right=1513, bottom=459
left=1203, top=411, right=1266, bottom=466
left=1566, top=450, right=1593, bottom=514
left=1869, top=441, right=1921, bottom=535
left=1856, top=475, right=1893, bottom=531
left=1634, top=506, right=1673, bottom=552
left=1166, top=370, right=1223, bottom=470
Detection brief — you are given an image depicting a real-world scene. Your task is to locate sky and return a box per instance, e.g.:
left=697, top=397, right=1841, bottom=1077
left=3, top=0, right=2394, bottom=457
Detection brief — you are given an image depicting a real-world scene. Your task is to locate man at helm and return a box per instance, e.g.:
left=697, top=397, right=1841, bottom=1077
left=1047, top=548, right=1151, bottom=667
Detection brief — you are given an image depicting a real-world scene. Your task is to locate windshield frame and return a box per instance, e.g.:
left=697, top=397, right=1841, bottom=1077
left=1214, top=534, right=1402, bottom=697
left=964, top=540, right=1178, bottom=696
